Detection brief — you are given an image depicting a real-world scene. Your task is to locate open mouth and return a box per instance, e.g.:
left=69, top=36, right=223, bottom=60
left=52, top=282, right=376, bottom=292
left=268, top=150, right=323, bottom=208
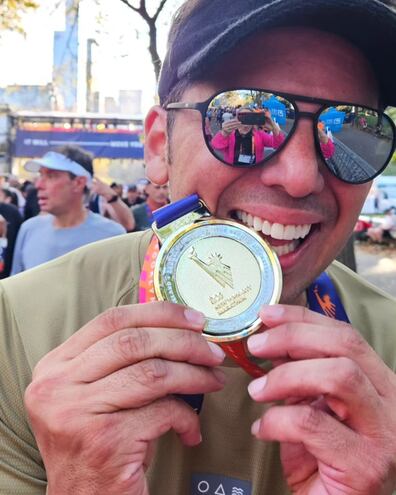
left=232, top=209, right=316, bottom=257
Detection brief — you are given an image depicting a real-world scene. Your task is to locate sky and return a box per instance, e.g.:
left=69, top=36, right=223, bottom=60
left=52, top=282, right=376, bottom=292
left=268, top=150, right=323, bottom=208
left=0, top=0, right=184, bottom=112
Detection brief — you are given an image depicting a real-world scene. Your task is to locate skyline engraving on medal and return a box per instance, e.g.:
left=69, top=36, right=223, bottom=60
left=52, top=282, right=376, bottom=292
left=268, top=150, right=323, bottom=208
left=188, top=247, right=234, bottom=289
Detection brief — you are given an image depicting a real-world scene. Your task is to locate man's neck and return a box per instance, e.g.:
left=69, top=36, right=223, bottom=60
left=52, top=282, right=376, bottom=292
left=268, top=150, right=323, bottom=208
left=53, top=206, right=88, bottom=229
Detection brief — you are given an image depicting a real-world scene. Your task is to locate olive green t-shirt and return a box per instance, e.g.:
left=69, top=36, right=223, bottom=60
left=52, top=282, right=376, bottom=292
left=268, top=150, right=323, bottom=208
left=0, top=230, right=395, bottom=494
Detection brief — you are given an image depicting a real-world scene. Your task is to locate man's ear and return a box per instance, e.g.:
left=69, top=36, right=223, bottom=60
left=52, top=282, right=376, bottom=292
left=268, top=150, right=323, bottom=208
left=144, top=105, right=169, bottom=184
left=73, top=175, right=87, bottom=193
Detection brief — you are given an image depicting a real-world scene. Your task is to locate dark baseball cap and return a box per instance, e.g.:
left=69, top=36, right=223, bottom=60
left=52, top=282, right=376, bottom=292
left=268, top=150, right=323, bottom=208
left=159, top=0, right=396, bottom=106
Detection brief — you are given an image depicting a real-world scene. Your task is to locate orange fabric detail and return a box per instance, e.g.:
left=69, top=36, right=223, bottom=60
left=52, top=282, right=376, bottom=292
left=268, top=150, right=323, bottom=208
left=313, top=286, right=336, bottom=318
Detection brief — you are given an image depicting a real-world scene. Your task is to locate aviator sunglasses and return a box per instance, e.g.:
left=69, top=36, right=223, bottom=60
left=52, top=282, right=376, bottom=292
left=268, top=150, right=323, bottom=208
left=165, top=88, right=396, bottom=184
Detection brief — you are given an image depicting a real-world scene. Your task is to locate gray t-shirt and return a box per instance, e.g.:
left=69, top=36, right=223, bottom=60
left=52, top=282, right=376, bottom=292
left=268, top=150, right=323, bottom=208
left=11, top=211, right=125, bottom=274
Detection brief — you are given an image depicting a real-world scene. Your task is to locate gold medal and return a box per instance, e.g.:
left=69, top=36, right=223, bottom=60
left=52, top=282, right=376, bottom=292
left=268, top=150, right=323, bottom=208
left=152, top=198, right=282, bottom=342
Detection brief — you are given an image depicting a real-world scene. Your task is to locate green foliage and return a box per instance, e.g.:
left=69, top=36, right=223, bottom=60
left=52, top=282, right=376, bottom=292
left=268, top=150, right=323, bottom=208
left=0, top=0, right=39, bottom=34
left=384, top=160, right=396, bottom=175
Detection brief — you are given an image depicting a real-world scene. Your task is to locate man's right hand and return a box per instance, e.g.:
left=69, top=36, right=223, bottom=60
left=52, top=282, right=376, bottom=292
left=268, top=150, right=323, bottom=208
left=24, top=302, right=226, bottom=495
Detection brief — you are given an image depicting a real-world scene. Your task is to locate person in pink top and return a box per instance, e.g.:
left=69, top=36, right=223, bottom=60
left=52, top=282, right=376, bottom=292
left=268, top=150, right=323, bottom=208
left=211, top=107, right=285, bottom=165
left=318, top=125, right=335, bottom=159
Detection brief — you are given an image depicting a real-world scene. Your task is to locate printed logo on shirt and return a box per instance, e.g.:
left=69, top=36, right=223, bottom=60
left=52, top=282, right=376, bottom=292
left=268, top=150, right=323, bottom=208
left=191, top=473, right=252, bottom=495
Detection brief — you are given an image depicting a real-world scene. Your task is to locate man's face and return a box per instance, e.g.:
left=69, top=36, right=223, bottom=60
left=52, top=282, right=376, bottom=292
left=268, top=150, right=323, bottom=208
left=146, top=183, right=169, bottom=206
left=36, top=167, right=83, bottom=215
left=148, top=27, right=378, bottom=304
left=127, top=189, right=139, bottom=202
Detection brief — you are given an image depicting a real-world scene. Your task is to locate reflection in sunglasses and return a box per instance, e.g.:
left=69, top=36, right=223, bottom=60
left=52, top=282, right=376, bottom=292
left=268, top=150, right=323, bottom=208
left=166, top=89, right=396, bottom=184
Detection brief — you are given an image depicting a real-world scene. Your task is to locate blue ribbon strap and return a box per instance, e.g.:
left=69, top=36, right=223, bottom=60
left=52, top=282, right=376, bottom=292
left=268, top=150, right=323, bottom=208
left=153, top=194, right=201, bottom=228
left=307, top=271, right=350, bottom=323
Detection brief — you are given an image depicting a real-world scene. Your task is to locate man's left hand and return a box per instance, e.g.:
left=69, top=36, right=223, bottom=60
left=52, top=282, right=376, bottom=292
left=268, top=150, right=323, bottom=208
left=247, top=304, right=396, bottom=495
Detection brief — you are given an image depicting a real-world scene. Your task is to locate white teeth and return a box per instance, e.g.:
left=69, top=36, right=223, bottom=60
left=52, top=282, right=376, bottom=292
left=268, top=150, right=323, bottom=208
left=253, top=216, right=262, bottom=230
left=262, top=220, right=272, bottom=236
left=300, top=224, right=310, bottom=238
left=271, top=223, right=284, bottom=240
left=234, top=209, right=312, bottom=241
left=272, top=240, right=299, bottom=256
left=284, top=225, right=296, bottom=240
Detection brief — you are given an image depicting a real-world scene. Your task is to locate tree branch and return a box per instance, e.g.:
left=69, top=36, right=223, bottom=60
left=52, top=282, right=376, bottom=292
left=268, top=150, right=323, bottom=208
left=119, top=0, right=151, bottom=22
left=118, top=0, right=140, bottom=14
left=153, top=0, right=168, bottom=22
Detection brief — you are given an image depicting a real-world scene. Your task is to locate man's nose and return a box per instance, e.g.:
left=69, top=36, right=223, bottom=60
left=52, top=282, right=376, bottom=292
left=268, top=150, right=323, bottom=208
left=259, top=119, right=325, bottom=197
left=36, top=176, right=45, bottom=189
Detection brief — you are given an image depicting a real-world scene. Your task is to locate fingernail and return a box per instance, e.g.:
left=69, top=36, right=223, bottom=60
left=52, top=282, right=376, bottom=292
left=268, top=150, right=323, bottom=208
left=260, top=304, right=284, bottom=319
left=247, top=331, right=268, bottom=353
left=184, top=308, right=206, bottom=326
left=213, top=368, right=227, bottom=384
left=208, top=342, right=226, bottom=361
left=251, top=419, right=260, bottom=436
left=248, top=375, right=267, bottom=398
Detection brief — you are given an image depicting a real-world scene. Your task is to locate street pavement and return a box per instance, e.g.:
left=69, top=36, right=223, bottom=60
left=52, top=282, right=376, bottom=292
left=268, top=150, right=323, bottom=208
left=355, top=242, right=396, bottom=297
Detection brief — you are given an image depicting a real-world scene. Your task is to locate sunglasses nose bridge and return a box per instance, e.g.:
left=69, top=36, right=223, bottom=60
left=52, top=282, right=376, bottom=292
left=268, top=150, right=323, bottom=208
left=298, top=110, right=318, bottom=121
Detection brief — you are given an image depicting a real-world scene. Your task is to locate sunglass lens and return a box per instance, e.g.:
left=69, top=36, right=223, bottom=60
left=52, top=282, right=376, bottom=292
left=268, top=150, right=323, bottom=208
left=205, top=90, right=295, bottom=166
left=317, top=106, right=395, bottom=183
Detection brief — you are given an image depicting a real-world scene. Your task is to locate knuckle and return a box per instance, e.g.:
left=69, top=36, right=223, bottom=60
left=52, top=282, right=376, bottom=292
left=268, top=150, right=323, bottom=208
left=171, top=328, right=198, bottom=358
left=153, top=300, right=173, bottom=318
left=133, top=358, right=168, bottom=389
left=24, top=376, right=61, bottom=415
left=296, top=405, right=323, bottom=435
left=115, top=328, right=151, bottom=361
left=341, top=328, right=367, bottom=355
left=299, top=306, right=312, bottom=323
left=331, top=357, right=364, bottom=394
left=100, top=307, right=128, bottom=331
left=282, top=322, right=295, bottom=339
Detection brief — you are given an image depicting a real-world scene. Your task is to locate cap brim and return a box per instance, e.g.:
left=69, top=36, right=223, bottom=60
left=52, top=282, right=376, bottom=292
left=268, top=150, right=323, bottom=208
left=24, top=159, right=45, bottom=173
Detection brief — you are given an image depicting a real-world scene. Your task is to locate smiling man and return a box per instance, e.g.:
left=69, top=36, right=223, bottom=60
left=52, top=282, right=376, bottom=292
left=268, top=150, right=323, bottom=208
left=1, top=1, right=396, bottom=495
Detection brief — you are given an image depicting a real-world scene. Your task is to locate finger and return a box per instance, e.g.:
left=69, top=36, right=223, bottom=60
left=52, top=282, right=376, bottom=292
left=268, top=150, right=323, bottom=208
left=252, top=405, right=378, bottom=492
left=259, top=304, right=344, bottom=329
left=44, top=302, right=205, bottom=362
left=70, top=327, right=225, bottom=382
left=280, top=442, right=317, bottom=488
left=115, top=396, right=202, bottom=447
left=87, top=359, right=226, bottom=411
left=248, top=358, right=381, bottom=430
left=248, top=305, right=393, bottom=396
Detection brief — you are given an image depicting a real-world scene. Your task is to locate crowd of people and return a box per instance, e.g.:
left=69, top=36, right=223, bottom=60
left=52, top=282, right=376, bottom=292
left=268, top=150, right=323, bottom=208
left=0, top=145, right=169, bottom=277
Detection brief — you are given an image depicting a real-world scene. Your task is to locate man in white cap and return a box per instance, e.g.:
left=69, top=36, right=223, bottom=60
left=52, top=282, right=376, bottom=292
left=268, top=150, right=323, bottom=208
left=11, top=145, right=126, bottom=273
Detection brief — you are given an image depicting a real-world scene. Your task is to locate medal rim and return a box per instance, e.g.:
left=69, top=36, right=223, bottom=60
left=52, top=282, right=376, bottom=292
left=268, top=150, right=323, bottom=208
left=153, top=218, right=282, bottom=342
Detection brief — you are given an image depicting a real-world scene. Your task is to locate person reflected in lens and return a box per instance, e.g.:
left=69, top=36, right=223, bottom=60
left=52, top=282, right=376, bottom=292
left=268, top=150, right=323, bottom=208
left=317, top=121, right=335, bottom=159
left=211, top=107, right=285, bottom=165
